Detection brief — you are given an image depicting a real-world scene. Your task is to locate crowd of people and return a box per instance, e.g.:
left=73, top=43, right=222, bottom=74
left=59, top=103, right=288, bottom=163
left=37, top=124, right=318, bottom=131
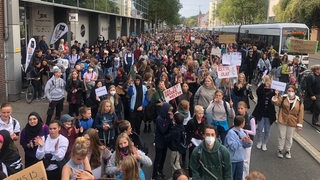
left=0, top=28, right=319, bottom=179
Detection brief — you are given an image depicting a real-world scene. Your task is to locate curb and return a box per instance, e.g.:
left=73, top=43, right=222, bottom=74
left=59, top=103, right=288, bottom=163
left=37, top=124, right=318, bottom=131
left=293, top=132, right=320, bottom=164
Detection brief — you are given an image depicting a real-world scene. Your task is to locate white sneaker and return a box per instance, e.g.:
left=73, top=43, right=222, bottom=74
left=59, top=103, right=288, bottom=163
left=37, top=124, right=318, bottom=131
left=256, top=142, right=262, bottom=149
left=285, top=151, right=292, bottom=159
left=277, top=150, right=284, bottom=158
left=262, top=144, right=267, bottom=151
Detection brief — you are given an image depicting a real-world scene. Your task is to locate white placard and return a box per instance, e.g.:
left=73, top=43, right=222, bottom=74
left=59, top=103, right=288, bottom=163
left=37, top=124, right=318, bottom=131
left=271, top=80, right=287, bottom=92
left=217, top=66, right=238, bottom=79
left=222, top=54, right=231, bottom=65
left=163, top=83, right=183, bottom=102
left=95, top=86, right=108, bottom=97
left=231, top=52, right=242, bottom=66
left=191, top=36, right=195, bottom=41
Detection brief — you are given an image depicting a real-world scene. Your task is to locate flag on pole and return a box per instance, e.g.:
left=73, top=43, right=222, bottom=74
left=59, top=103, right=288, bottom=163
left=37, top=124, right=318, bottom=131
left=50, top=22, right=68, bottom=45
left=25, top=38, right=36, bottom=72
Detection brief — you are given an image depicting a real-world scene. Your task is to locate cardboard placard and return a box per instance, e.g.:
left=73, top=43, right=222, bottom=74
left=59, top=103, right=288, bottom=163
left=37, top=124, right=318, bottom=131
left=219, top=34, right=236, bottom=44
left=5, top=161, right=47, bottom=180
left=195, top=38, right=201, bottom=45
left=121, top=36, right=127, bottom=42
left=163, top=83, right=183, bottom=102
left=217, top=66, right=238, bottom=79
left=289, top=39, right=318, bottom=54
left=175, top=35, right=182, bottom=41
left=95, top=86, right=108, bottom=97
left=271, top=80, right=287, bottom=92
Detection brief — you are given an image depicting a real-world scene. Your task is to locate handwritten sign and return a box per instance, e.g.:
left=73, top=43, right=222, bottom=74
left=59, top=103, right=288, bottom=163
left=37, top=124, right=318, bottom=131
left=5, top=161, right=47, bottom=180
left=219, top=34, right=236, bottom=44
left=289, top=39, right=318, bottom=54
left=217, top=66, right=238, bottom=79
left=195, top=38, right=201, bottom=45
left=175, top=35, right=182, bottom=41
left=222, top=52, right=241, bottom=66
left=163, top=83, right=183, bottom=102
left=271, top=80, right=287, bottom=92
left=95, top=86, right=107, bottom=97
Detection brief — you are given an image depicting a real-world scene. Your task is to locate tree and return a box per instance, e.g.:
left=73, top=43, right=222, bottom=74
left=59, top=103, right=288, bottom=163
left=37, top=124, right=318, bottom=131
left=148, top=0, right=182, bottom=28
left=274, top=0, right=320, bottom=27
left=217, top=0, right=268, bottom=25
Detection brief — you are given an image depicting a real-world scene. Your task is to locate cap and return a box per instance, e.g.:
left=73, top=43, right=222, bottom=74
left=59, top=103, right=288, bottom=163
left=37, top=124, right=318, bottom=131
left=60, top=114, right=74, bottom=123
left=52, top=66, right=61, bottom=73
left=74, top=40, right=78, bottom=43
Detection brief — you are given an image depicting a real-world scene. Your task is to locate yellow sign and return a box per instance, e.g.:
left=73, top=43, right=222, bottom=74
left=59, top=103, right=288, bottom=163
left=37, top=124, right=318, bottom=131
left=195, top=39, right=201, bottom=45
left=289, top=39, right=318, bottom=54
left=5, top=161, right=48, bottom=180
left=219, top=34, right=236, bottom=44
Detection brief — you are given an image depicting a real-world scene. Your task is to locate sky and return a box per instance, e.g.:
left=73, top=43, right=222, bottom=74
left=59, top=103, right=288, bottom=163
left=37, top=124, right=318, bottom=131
left=179, top=0, right=212, bottom=18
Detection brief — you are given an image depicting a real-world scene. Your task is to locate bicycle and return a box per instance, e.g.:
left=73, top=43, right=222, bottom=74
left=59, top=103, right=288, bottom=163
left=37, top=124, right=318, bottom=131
left=25, top=77, right=35, bottom=104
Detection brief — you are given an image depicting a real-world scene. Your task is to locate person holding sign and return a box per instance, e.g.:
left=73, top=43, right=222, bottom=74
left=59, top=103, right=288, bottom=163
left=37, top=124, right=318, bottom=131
left=232, top=73, right=254, bottom=113
left=272, top=85, right=304, bottom=159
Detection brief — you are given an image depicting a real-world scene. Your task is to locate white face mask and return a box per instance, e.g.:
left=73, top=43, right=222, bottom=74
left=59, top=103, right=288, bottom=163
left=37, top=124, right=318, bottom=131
left=88, top=68, right=93, bottom=72
left=288, top=92, right=295, bottom=98
left=205, top=136, right=215, bottom=146
left=110, top=91, right=116, bottom=96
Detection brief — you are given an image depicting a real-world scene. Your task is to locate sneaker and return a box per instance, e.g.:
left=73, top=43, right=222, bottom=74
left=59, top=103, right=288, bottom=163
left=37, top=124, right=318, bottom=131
left=262, top=144, right=267, bottom=151
left=256, top=142, right=262, bottom=149
left=285, top=151, right=292, bottom=159
left=277, top=150, right=284, bottom=158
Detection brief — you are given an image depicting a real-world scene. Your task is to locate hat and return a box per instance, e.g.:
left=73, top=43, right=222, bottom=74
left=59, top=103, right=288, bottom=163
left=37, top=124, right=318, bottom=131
left=60, top=114, right=74, bottom=123
left=248, top=48, right=253, bottom=52
left=0, top=134, right=3, bottom=143
left=74, top=40, right=78, bottom=43
left=52, top=66, right=61, bottom=73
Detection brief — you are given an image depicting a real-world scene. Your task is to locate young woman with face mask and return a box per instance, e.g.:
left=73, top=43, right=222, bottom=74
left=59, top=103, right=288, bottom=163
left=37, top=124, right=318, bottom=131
left=106, top=85, right=124, bottom=120
left=106, top=133, right=152, bottom=177
left=272, top=85, right=304, bottom=159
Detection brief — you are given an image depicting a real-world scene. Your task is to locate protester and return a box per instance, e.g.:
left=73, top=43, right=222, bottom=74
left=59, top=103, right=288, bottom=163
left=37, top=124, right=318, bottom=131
left=0, top=103, right=21, bottom=141
left=60, top=114, right=79, bottom=160
left=193, top=76, right=216, bottom=110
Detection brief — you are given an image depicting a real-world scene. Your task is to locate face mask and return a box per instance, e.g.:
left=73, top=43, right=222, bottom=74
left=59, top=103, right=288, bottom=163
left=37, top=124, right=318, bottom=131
left=205, top=136, right=215, bottom=146
left=64, top=124, right=71, bottom=128
left=288, top=92, right=295, bottom=98
left=88, top=68, right=93, bottom=72
left=110, top=91, right=116, bottom=96
left=120, top=146, right=129, bottom=154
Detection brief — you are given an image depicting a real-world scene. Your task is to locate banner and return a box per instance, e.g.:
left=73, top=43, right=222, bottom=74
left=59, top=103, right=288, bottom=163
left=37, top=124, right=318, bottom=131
left=25, top=38, right=36, bottom=72
left=288, top=39, right=318, bottom=54
left=50, top=22, right=68, bottom=44
left=217, top=66, right=238, bottom=79
left=163, top=83, right=183, bottom=102
left=5, top=161, right=47, bottom=180
left=219, top=34, right=236, bottom=44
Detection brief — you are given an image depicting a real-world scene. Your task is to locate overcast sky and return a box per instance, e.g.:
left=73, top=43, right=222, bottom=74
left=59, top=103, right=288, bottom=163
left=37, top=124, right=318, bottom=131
left=179, top=0, right=211, bottom=18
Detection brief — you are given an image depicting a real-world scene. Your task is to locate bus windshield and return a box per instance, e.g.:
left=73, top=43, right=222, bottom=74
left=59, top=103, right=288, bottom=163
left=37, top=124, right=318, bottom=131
left=281, top=28, right=309, bottom=55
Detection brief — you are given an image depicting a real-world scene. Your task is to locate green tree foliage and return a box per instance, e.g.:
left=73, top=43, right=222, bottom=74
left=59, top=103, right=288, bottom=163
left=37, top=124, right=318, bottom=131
left=274, top=0, right=320, bottom=27
left=217, top=0, right=268, bottom=24
left=148, top=0, right=182, bottom=27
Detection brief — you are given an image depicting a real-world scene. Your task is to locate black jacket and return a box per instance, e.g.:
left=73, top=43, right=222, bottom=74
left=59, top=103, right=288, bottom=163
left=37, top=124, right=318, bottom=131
left=166, top=124, right=185, bottom=151
left=154, top=103, right=173, bottom=149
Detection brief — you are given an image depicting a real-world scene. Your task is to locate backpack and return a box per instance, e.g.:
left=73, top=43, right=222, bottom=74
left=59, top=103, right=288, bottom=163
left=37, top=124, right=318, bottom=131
left=178, top=130, right=188, bottom=154
left=198, top=144, right=225, bottom=180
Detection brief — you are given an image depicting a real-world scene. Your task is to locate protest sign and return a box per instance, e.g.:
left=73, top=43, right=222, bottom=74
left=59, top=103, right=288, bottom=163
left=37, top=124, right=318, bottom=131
left=95, top=86, right=108, bottom=97
left=271, top=80, right=287, bottom=92
left=219, top=34, right=236, bottom=44
left=5, top=161, right=47, bottom=180
left=289, top=39, right=318, bottom=54
left=163, top=83, right=183, bottom=102
left=195, top=38, right=201, bottom=45
left=175, top=35, right=182, bottom=41
left=217, top=66, right=238, bottom=79
left=222, top=52, right=241, bottom=66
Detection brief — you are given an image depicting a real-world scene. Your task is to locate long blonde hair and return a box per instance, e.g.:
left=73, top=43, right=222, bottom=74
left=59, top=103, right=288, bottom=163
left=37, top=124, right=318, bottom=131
left=98, top=99, right=115, bottom=114
left=121, top=155, right=141, bottom=180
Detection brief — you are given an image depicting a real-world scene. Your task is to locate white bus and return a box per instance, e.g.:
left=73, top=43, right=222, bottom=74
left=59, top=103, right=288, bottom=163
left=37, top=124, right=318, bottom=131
left=210, top=23, right=310, bottom=64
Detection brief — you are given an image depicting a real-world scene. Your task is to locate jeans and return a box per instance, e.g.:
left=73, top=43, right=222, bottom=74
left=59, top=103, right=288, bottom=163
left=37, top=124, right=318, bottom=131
left=232, top=161, right=244, bottom=180
left=170, top=151, right=181, bottom=171
left=217, top=125, right=227, bottom=143
left=278, top=123, right=295, bottom=152
left=152, top=147, right=167, bottom=178
left=46, top=98, right=64, bottom=125
left=256, top=117, right=271, bottom=145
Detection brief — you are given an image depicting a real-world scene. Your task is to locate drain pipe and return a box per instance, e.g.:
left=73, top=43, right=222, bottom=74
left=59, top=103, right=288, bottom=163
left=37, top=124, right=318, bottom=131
left=4, top=0, right=9, bottom=41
